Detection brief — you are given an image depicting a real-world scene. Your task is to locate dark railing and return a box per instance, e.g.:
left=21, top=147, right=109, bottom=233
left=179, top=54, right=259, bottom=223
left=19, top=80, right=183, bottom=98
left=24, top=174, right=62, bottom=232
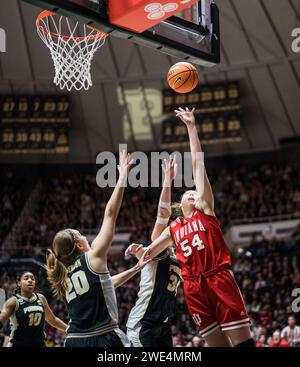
left=228, top=212, right=300, bottom=227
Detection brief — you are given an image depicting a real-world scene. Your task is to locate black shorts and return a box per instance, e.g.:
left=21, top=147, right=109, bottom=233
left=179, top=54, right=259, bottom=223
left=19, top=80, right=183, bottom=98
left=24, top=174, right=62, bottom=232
left=127, top=322, right=172, bottom=347
left=64, top=329, right=129, bottom=347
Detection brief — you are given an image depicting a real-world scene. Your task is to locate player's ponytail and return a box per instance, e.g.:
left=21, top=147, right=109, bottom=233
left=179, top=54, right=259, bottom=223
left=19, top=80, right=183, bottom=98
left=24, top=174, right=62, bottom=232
left=46, top=229, right=80, bottom=299
left=46, top=249, right=68, bottom=299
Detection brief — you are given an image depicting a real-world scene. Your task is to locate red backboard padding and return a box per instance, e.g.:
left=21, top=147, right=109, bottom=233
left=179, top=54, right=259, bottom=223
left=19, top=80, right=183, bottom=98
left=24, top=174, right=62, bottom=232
left=108, top=0, right=199, bottom=33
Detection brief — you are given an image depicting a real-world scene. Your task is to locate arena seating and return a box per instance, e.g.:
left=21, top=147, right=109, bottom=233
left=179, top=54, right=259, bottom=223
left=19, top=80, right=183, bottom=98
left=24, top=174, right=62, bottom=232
left=2, top=162, right=300, bottom=259
left=0, top=169, right=36, bottom=252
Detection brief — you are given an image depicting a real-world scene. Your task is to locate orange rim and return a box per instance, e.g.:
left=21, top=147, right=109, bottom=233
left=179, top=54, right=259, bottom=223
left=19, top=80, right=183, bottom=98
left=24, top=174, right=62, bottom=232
left=36, top=10, right=108, bottom=41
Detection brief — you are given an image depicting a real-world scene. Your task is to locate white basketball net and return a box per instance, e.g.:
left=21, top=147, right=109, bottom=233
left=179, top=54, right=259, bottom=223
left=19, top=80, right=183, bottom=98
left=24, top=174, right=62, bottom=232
left=36, top=12, right=107, bottom=91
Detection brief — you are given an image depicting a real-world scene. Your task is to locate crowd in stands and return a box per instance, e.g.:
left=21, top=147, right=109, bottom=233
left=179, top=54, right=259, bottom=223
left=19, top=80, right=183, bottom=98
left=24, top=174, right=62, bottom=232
left=234, top=231, right=300, bottom=347
left=1, top=160, right=300, bottom=346
left=2, top=162, right=300, bottom=259
left=0, top=170, right=33, bottom=247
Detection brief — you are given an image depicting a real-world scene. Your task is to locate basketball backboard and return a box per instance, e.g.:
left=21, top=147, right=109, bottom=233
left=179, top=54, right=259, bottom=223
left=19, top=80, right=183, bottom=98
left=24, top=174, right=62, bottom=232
left=23, top=0, right=220, bottom=66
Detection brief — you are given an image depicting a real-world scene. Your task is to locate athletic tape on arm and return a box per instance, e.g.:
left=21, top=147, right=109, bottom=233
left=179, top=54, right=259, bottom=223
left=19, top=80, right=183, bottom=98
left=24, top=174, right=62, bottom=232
left=158, top=200, right=171, bottom=214
left=156, top=216, right=170, bottom=225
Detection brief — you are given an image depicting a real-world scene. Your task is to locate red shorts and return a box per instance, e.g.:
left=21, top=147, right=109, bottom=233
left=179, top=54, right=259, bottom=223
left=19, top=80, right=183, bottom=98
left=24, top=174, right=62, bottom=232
left=183, top=268, right=250, bottom=338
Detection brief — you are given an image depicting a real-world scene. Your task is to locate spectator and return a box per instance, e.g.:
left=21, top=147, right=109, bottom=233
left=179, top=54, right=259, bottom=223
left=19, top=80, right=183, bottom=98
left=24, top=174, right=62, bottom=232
left=192, top=335, right=204, bottom=348
left=256, top=334, right=268, bottom=347
left=172, top=335, right=182, bottom=347
left=281, top=315, right=300, bottom=347
left=255, top=274, right=266, bottom=291
left=269, top=330, right=289, bottom=347
left=257, top=305, right=273, bottom=328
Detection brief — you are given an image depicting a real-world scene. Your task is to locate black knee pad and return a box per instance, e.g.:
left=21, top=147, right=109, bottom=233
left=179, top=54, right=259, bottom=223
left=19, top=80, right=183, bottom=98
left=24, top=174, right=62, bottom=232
left=235, top=338, right=255, bottom=347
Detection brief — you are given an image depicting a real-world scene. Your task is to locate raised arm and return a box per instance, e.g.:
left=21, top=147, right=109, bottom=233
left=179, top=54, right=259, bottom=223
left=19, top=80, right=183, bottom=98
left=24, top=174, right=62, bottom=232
left=0, top=297, right=16, bottom=330
left=175, top=107, right=214, bottom=213
left=139, top=227, right=172, bottom=265
left=151, top=157, right=177, bottom=241
left=111, top=254, right=150, bottom=288
left=41, top=295, right=67, bottom=332
left=90, top=150, right=133, bottom=270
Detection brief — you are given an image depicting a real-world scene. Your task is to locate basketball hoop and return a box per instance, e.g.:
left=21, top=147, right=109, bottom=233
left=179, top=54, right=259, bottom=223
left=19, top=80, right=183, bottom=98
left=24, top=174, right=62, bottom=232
left=36, top=11, right=108, bottom=91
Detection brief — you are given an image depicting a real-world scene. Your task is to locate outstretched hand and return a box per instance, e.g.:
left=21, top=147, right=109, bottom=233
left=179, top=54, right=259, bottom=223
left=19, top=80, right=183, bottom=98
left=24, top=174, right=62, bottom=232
left=138, top=247, right=152, bottom=267
left=118, top=150, right=134, bottom=178
left=175, top=107, right=196, bottom=128
left=162, top=156, right=178, bottom=183
left=125, top=243, right=144, bottom=257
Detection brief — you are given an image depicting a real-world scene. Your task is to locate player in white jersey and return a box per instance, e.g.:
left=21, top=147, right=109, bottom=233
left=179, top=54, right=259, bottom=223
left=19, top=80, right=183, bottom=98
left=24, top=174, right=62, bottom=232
left=126, top=157, right=181, bottom=347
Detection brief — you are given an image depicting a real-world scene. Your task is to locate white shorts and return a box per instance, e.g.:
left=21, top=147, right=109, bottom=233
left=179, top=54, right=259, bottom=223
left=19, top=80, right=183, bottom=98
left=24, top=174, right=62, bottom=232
left=127, top=327, right=143, bottom=347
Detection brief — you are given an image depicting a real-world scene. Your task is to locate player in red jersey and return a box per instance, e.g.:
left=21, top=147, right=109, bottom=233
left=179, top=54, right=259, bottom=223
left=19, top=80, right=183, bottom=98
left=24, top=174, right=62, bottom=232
left=141, top=107, right=254, bottom=347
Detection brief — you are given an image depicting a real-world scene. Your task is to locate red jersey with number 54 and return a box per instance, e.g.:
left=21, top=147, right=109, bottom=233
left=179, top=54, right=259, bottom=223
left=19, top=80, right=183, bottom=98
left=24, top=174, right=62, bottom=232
left=169, top=209, right=231, bottom=277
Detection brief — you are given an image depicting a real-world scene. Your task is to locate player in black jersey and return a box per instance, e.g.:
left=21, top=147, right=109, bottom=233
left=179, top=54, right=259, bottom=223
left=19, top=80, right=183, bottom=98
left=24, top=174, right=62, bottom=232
left=125, top=157, right=182, bottom=347
left=46, top=151, right=149, bottom=347
left=0, top=272, right=67, bottom=347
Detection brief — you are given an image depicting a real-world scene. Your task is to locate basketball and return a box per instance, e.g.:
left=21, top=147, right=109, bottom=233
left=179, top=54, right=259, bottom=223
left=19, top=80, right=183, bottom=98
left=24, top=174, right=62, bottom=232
left=167, top=62, right=199, bottom=94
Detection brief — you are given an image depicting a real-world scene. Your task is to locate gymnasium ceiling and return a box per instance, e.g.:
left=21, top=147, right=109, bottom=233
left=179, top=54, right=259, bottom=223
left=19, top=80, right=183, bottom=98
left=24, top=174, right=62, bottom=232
left=0, top=0, right=300, bottom=163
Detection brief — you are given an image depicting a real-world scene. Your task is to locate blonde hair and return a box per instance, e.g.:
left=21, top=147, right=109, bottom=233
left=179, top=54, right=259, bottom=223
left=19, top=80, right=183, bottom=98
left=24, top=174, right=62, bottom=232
left=46, top=229, right=80, bottom=299
left=170, top=191, right=188, bottom=218
left=171, top=202, right=183, bottom=218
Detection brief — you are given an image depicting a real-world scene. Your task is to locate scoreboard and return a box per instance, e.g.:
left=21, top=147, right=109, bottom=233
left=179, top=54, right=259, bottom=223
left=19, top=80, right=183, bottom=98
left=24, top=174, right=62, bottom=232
left=162, top=82, right=242, bottom=148
left=0, top=96, right=70, bottom=154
